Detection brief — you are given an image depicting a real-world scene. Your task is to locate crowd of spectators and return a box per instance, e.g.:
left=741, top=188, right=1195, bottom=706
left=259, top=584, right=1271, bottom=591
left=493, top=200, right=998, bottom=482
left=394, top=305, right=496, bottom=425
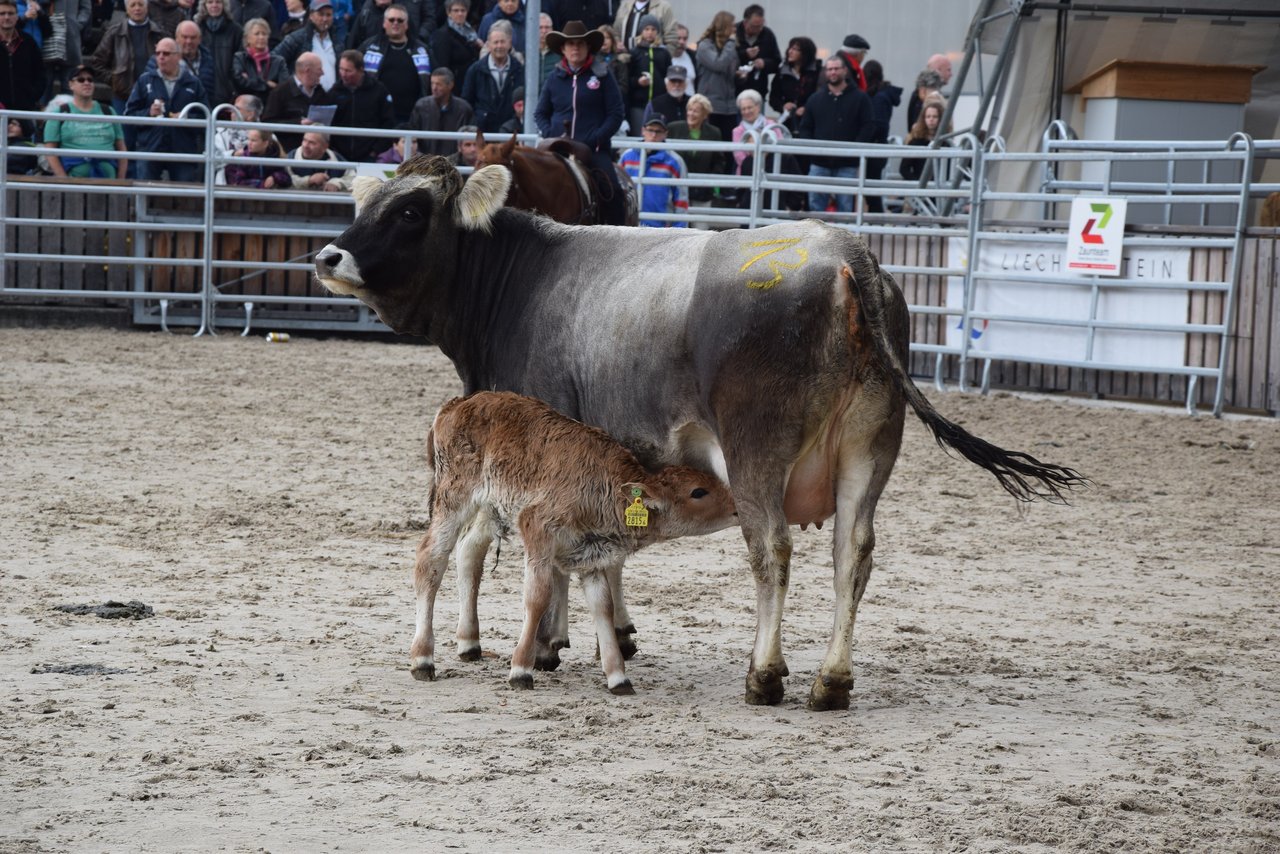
left=3, top=0, right=955, bottom=220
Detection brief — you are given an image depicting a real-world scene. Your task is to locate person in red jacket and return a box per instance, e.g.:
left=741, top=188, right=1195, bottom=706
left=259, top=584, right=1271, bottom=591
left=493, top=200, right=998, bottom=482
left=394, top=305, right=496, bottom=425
left=837, top=32, right=868, bottom=92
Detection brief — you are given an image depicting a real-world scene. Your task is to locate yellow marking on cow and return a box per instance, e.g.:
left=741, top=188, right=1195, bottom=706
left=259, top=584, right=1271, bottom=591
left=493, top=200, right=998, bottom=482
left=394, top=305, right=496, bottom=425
left=739, top=238, right=810, bottom=290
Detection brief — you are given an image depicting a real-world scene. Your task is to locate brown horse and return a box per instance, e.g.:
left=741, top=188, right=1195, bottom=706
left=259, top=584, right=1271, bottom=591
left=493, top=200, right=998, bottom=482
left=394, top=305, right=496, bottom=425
left=474, top=132, right=638, bottom=226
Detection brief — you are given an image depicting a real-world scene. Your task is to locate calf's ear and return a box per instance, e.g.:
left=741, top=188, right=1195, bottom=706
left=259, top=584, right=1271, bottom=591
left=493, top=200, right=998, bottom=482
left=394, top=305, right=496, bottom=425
left=621, top=482, right=669, bottom=514
left=454, top=164, right=512, bottom=232
left=351, top=176, right=383, bottom=212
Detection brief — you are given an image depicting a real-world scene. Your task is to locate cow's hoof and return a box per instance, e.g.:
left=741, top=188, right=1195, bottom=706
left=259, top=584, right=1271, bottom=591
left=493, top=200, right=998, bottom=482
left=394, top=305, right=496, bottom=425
left=744, top=668, right=785, bottom=706
left=534, top=650, right=562, bottom=672
left=608, top=679, right=635, bottom=696
left=508, top=672, right=534, bottom=690
left=807, top=673, right=853, bottom=712
left=410, top=663, right=435, bottom=682
left=550, top=638, right=570, bottom=651
left=457, top=644, right=482, bottom=663
left=617, top=634, right=639, bottom=661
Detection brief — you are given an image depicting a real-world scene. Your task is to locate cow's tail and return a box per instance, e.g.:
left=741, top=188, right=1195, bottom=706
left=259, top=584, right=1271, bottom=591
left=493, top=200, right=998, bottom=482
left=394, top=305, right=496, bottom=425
left=842, top=257, right=1088, bottom=504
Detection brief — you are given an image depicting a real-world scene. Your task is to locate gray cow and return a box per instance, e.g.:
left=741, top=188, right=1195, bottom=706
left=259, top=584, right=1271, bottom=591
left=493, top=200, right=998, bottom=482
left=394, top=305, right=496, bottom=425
left=315, top=155, right=1084, bottom=711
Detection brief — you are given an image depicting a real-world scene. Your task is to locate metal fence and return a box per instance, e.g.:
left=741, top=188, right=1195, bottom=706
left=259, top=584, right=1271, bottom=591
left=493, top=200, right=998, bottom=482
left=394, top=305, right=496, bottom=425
left=3, top=105, right=1276, bottom=415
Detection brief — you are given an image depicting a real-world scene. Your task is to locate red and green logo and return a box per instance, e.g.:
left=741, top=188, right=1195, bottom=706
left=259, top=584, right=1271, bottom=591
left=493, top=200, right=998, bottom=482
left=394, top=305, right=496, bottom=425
left=1081, top=202, right=1112, bottom=245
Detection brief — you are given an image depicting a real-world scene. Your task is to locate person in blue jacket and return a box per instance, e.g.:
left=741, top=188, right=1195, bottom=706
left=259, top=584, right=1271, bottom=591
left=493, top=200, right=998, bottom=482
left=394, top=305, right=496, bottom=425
left=533, top=19, right=625, bottom=225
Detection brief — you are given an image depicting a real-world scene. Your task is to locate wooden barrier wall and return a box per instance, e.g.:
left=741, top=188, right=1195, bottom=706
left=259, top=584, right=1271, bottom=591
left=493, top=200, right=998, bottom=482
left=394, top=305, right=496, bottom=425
left=3, top=182, right=1278, bottom=414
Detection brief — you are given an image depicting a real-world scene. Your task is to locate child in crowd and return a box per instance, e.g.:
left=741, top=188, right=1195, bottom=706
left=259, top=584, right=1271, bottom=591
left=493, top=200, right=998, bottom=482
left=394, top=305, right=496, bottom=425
left=225, top=128, right=291, bottom=188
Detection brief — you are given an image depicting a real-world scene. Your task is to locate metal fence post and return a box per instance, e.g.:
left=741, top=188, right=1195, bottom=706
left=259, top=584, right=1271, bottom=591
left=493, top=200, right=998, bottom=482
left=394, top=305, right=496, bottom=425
left=1216, top=133, right=1255, bottom=417
left=195, top=104, right=218, bottom=336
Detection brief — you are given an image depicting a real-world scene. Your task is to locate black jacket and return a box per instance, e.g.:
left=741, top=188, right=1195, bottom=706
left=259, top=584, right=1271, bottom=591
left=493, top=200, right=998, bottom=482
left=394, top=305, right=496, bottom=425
left=331, top=75, right=395, bottom=161
left=0, top=30, right=46, bottom=113
left=734, top=22, right=780, bottom=100
left=797, top=84, right=874, bottom=168
left=867, top=84, right=901, bottom=145
left=430, top=22, right=479, bottom=86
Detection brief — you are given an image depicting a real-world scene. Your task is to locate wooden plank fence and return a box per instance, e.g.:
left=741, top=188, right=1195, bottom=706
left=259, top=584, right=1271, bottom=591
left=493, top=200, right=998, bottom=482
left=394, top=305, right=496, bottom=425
left=3, top=181, right=1279, bottom=414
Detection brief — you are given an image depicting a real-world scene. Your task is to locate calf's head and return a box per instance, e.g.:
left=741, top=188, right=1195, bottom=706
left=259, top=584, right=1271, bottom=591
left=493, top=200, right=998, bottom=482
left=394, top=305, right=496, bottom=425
left=627, top=467, right=737, bottom=541
left=313, top=155, right=512, bottom=334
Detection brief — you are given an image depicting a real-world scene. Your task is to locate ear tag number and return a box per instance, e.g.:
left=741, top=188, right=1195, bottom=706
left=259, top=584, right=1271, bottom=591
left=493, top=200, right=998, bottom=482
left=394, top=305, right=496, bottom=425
left=625, top=487, right=649, bottom=528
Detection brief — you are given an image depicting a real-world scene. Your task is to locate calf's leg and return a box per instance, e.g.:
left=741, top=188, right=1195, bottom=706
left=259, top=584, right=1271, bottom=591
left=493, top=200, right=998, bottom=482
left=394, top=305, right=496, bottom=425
left=605, top=563, right=639, bottom=660
left=533, top=571, right=571, bottom=671
left=453, top=516, right=493, bottom=661
left=582, top=566, right=633, bottom=695
left=410, top=518, right=462, bottom=681
left=511, top=513, right=554, bottom=689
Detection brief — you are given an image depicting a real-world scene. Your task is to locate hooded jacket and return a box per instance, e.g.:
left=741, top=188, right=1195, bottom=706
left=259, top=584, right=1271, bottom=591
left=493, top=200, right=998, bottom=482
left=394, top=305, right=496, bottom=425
left=533, top=54, right=623, bottom=153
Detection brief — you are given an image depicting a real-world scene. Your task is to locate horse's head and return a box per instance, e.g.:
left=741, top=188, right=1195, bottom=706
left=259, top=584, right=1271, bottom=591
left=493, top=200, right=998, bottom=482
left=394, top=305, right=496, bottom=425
left=475, top=131, right=518, bottom=169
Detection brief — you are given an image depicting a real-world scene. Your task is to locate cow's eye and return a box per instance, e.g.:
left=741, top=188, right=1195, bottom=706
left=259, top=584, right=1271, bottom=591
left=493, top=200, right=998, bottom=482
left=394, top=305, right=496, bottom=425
left=690, top=488, right=709, bottom=499
left=400, top=206, right=421, bottom=223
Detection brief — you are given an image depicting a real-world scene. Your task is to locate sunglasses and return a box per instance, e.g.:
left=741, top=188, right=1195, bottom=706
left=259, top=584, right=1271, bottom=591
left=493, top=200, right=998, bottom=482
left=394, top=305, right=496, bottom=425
left=384, top=16, right=407, bottom=22
left=72, top=76, right=95, bottom=83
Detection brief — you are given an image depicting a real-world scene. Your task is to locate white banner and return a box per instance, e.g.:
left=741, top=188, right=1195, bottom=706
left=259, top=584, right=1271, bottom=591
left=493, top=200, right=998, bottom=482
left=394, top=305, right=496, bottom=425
left=946, top=239, right=1192, bottom=369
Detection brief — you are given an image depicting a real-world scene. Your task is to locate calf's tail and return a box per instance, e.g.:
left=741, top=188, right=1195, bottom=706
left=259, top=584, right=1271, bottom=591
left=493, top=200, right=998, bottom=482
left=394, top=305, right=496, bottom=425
left=842, top=257, right=1089, bottom=504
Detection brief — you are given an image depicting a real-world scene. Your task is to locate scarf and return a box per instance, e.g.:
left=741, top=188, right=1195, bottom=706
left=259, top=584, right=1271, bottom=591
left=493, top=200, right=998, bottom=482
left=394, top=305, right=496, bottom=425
left=204, top=15, right=224, bottom=32
left=448, top=19, right=479, bottom=44
left=247, top=46, right=270, bottom=76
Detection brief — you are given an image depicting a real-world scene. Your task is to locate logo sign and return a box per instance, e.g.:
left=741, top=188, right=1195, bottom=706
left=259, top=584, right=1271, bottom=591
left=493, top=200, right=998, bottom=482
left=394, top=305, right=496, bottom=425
left=1066, top=197, right=1127, bottom=276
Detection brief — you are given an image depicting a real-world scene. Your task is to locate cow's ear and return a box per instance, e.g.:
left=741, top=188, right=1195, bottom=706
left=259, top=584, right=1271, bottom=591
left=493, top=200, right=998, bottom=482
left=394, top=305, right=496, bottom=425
left=454, top=165, right=512, bottom=232
left=351, top=176, right=383, bottom=212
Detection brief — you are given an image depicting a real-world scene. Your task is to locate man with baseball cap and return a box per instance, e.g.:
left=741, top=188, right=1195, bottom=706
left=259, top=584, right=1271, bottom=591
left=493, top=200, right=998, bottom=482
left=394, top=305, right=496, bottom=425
left=534, top=20, right=626, bottom=225
left=273, top=0, right=338, bottom=89
left=838, top=33, right=869, bottom=91
left=642, top=63, right=689, bottom=126
left=620, top=114, right=688, bottom=227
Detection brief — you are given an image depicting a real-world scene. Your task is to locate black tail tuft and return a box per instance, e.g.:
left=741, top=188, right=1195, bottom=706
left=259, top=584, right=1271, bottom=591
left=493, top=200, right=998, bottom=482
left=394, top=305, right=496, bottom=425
left=844, top=249, right=1089, bottom=504
left=909, top=399, right=1089, bottom=503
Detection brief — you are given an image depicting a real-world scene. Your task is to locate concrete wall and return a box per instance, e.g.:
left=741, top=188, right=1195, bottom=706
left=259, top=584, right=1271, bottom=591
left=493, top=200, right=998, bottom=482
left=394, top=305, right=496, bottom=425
left=656, top=1, right=982, bottom=132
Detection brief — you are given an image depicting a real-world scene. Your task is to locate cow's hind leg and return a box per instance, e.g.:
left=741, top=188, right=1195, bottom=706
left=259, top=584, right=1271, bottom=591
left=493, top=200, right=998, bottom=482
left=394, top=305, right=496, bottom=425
left=453, top=516, right=494, bottom=661
left=808, top=419, right=903, bottom=711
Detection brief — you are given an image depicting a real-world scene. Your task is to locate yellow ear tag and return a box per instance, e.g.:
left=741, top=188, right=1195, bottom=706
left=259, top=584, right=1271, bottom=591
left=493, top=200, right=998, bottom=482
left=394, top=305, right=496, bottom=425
left=625, top=487, right=649, bottom=528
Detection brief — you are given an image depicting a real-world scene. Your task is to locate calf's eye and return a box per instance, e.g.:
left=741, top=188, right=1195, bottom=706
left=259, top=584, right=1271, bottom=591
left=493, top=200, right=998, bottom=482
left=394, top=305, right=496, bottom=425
left=690, top=488, right=709, bottom=499
left=401, top=207, right=421, bottom=223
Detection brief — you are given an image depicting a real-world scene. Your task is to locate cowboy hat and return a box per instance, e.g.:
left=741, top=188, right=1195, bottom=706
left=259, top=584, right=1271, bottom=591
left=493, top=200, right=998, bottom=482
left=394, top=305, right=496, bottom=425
left=545, top=20, right=605, bottom=55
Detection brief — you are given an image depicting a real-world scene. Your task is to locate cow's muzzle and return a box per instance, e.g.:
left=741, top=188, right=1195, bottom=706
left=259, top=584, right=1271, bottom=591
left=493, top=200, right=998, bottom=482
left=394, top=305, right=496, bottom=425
left=314, top=244, right=365, bottom=295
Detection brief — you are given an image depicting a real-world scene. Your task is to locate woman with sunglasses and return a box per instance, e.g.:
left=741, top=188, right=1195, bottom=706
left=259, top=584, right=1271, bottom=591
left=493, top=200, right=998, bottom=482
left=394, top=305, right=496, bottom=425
left=41, top=64, right=129, bottom=179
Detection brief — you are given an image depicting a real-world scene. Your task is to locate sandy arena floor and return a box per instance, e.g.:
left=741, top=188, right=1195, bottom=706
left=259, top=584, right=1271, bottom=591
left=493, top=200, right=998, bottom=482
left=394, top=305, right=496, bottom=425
left=1, top=326, right=1277, bottom=852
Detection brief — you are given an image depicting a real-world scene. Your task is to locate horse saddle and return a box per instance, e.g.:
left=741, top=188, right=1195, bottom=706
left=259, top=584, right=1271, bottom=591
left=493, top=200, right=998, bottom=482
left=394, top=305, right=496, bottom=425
left=537, top=137, right=595, bottom=170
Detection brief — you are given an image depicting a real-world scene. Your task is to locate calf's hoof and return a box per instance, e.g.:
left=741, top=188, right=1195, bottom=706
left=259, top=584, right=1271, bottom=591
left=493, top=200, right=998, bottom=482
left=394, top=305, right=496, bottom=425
left=608, top=678, right=635, bottom=696
left=508, top=672, right=534, bottom=690
left=806, top=673, right=853, bottom=712
left=457, top=643, right=482, bottom=663
left=409, top=662, right=436, bottom=682
left=616, top=627, right=639, bottom=661
left=744, top=667, right=785, bottom=706
left=534, top=650, right=562, bottom=672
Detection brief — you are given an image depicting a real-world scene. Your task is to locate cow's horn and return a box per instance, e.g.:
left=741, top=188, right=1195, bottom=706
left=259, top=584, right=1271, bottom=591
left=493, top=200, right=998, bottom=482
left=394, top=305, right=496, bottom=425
left=455, top=165, right=512, bottom=233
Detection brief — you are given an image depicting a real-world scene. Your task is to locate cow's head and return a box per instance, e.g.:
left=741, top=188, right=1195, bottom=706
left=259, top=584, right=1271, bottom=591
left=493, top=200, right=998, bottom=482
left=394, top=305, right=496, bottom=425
left=313, top=155, right=512, bottom=334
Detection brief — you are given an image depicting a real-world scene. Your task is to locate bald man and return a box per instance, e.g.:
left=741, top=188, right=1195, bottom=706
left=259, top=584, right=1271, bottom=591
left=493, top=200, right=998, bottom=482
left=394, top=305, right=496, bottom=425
left=142, top=20, right=216, bottom=105
left=125, top=37, right=208, bottom=180
left=262, top=50, right=336, bottom=150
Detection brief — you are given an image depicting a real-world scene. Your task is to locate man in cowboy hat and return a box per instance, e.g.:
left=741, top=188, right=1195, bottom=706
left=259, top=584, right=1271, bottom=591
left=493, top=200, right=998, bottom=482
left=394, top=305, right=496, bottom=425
left=534, top=19, right=627, bottom=226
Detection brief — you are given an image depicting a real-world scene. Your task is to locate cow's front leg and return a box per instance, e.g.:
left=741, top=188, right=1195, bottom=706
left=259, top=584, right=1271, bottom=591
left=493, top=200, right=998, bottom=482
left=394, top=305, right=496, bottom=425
left=605, top=562, right=638, bottom=660
left=581, top=567, right=634, bottom=695
left=533, top=571, right=570, bottom=671
left=453, top=517, right=493, bottom=662
left=740, top=510, right=792, bottom=706
left=409, top=525, right=456, bottom=682
left=809, top=429, right=899, bottom=711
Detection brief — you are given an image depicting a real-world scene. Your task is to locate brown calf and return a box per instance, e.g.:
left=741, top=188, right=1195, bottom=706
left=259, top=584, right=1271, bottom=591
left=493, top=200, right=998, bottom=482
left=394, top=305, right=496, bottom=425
left=410, top=391, right=737, bottom=694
